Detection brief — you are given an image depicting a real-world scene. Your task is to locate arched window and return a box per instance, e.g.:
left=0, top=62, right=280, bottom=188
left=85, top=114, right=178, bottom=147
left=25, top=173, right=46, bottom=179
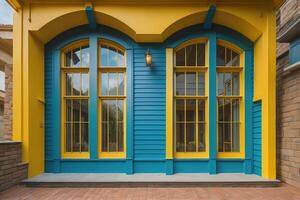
left=61, top=40, right=90, bottom=158
left=98, top=40, right=126, bottom=158
left=173, top=39, right=208, bottom=158
left=216, top=41, right=243, bottom=155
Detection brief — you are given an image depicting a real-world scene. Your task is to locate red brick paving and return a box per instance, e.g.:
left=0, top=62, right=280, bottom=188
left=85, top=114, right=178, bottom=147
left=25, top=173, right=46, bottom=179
left=0, top=184, right=299, bottom=200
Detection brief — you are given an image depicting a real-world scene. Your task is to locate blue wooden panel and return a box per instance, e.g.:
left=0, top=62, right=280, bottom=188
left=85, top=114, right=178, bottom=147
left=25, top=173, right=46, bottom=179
left=289, top=37, right=300, bottom=64
left=252, top=101, right=262, bottom=176
left=134, top=161, right=165, bottom=173
left=174, top=160, right=209, bottom=173
left=217, top=160, right=244, bottom=173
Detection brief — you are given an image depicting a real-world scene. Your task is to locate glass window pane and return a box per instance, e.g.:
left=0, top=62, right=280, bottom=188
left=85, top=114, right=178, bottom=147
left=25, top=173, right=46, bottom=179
left=66, top=123, right=72, bottom=152
left=72, top=73, right=81, bottom=96
left=198, top=72, right=205, bottom=96
left=176, top=48, right=185, bottom=66
left=232, top=122, right=240, bottom=152
left=108, top=100, right=117, bottom=123
left=81, top=73, right=89, bottom=96
left=66, top=99, right=72, bottom=122
left=186, top=123, right=196, bottom=152
left=175, top=72, right=185, bottom=95
left=81, top=123, right=89, bottom=152
left=218, top=122, right=224, bottom=152
left=73, top=123, right=80, bottom=152
left=118, top=122, right=124, bottom=152
left=217, top=45, right=225, bottom=66
left=186, top=99, right=196, bottom=122
left=224, top=73, right=231, bottom=95
left=217, top=73, right=224, bottom=96
left=186, top=44, right=196, bottom=66
left=232, top=73, right=239, bottom=95
left=197, top=43, right=205, bottom=66
left=218, top=99, right=224, bottom=122
left=198, top=123, right=205, bottom=152
left=226, top=48, right=232, bottom=66
left=102, top=122, right=108, bottom=151
left=176, top=123, right=185, bottom=152
left=108, top=73, right=117, bottom=96
left=109, top=120, right=117, bottom=152
left=232, top=99, right=239, bottom=122
left=102, top=100, right=108, bottom=122
left=73, top=99, right=80, bottom=122
left=81, top=99, right=89, bottom=122
left=118, top=50, right=125, bottom=67
left=118, top=73, right=124, bottom=96
left=81, top=46, right=89, bottom=67
left=176, top=99, right=185, bottom=122
left=108, top=47, right=118, bottom=66
left=224, top=122, right=231, bottom=152
left=101, top=73, right=108, bottom=96
left=232, top=51, right=240, bottom=66
left=186, top=72, right=196, bottom=96
left=117, top=100, right=124, bottom=122
left=65, top=51, right=71, bottom=67
left=65, top=73, right=72, bottom=96
left=72, top=48, right=81, bottom=67
left=198, top=100, right=205, bottom=122
left=100, top=45, right=108, bottom=66
left=224, top=99, right=231, bottom=122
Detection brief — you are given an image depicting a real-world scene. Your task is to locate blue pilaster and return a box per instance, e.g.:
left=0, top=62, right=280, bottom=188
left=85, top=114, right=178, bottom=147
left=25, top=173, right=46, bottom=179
left=208, top=32, right=217, bottom=174
left=204, top=5, right=216, bottom=30
left=85, top=6, right=97, bottom=30
left=89, top=34, right=98, bottom=159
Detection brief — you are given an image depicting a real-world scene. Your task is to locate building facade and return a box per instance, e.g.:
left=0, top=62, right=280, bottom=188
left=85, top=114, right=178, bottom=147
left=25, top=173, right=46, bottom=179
left=8, top=0, right=280, bottom=179
left=276, top=0, right=300, bottom=188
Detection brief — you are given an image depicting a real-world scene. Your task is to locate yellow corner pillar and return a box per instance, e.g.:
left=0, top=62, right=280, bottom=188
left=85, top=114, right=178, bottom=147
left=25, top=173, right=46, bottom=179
left=254, top=8, right=276, bottom=179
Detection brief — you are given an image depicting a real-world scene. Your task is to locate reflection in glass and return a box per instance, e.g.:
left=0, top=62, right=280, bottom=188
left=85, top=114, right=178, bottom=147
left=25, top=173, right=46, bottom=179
left=73, top=99, right=80, bottom=122
left=176, top=123, right=185, bottom=152
left=118, top=122, right=124, bottom=151
left=72, top=48, right=81, bottom=67
left=217, top=45, right=225, bottom=66
left=118, top=50, right=125, bottom=66
left=72, top=73, right=81, bottom=96
left=226, top=48, right=232, bottom=66
left=66, top=73, right=72, bottom=96
left=232, top=51, right=240, bottom=66
left=73, top=123, right=80, bottom=152
left=66, top=99, right=72, bottom=122
left=186, top=72, right=196, bottom=96
left=81, top=46, right=90, bottom=67
left=101, top=45, right=109, bottom=66
left=109, top=47, right=118, bottom=66
left=65, top=51, right=71, bottom=67
left=176, top=48, right=185, bottom=66
left=118, top=73, right=124, bottom=96
left=101, top=73, right=108, bottom=96
left=198, top=73, right=205, bottom=95
left=81, top=99, right=89, bottom=122
left=66, top=123, right=71, bottom=152
left=197, top=43, right=205, bottom=66
left=108, top=73, right=117, bottom=95
left=176, top=99, right=184, bottom=122
left=81, top=73, right=89, bottom=96
left=198, top=100, right=205, bottom=122
left=198, top=123, right=205, bottom=152
left=232, top=73, right=239, bottom=95
left=186, top=123, right=196, bottom=152
left=186, top=99, right=196, bottom=122
left=176, top=72, right=185, bottom=95
left=186, top=44, right=196, bottom=66
left=81, top=123, right=89, bottom=152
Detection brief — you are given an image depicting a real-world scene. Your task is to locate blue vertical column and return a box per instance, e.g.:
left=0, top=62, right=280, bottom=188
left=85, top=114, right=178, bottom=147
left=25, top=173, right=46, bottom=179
left=126, top=49, right=134, bottom=174
left=53, top=49, right=61, bottom=172
left=89, top=34, right=98, bottom=159
left=244, top=49, right=254, bottom=174
left=208, top=32, right=217, bottom=174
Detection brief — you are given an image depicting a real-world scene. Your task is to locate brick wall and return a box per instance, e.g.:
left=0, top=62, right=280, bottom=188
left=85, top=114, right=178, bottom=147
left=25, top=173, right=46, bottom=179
left=3, top=64, right=12, bottom=140
left=0, top=141, right=28, bottom=192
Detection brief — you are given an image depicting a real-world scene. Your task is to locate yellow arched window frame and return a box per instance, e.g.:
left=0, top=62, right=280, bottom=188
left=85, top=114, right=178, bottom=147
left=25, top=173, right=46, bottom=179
left=98, top=40, right=127, bottom=159
left=61, top=39, right=90, bottom=159
left=172, top=38, right=209, bottom=159
left=216, top=40, right=245, bottom=159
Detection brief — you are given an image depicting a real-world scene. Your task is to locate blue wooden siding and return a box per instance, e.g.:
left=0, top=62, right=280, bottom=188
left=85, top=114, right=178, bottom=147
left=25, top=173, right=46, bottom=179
left=252, top=101, right=262, bottom=176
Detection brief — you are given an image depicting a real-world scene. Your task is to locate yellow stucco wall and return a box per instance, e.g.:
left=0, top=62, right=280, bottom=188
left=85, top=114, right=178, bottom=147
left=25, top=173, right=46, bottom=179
left=12, top=1, right=277, bottom=179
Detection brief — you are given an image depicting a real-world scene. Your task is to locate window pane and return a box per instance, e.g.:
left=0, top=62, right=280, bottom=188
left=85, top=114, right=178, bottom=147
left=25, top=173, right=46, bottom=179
left=65, top=51, right=71, bottom=67
left=66, top=99, right=72, bottom=122
left=118, top=73, right=124, bottom=96
left=217, top=73, right=224, bottom=96
left=186, top=44, right=196, bottom=66
left=101, top=73, right=108, bottom=96
left=100, top=45, right=108, bottom=66
left=81, top=123, right=89, bottom=152
left=108, top=73, right=117, bottom=96
left=108, top=47, right=118, bottom=66
left=198, top=73, right=205, bottom=96
left=218, top=99, right=224, bottom=122
left=108, top=100, right=117, bottom=122
left=176, top=48, right=185, bottom=66
left=198, top=123, right=205, bottom=152
left=176, top=99, right=184, bottom=122
left=198, top=100, right=205, bottom=122
left=73, top=123, right=80, bottom=152
left=232, top=122, right=240, bottom=152
left=72, top=48, right=81, bottom=67
left=217, top=45, right=225, bottom=66
left=102, top=100, right=108, bottom=122
left=175, top=72, right=185, bottom=95
left=102, top=122, right=108, bottom=151
left=218, top=122, right=224, bottom=152
left=81, top=99, right=89, bottom=122
left=65, top=73, right=72, bottom=96
left=186, top=99, right=196, bottom=122
left=117, top=100, right=124, bottom=122
left=232, top=72, right=239, bottom=95
left=66, top=123, right=72, bottom=152
left=186, top=72, right=196, bottom=96
left=72, top=73, right=81, bottom=96
left=176, top=123, right=185, bottom=152
left=225, top=48, right=232, bottom=66
left=81, top=46, right=89, bottom=67
left=73, top=99, right=80, bottom=122
left=224, top=122, right=231, bottom=152
left=109, top=120, right=117, bottom=152
left=224, top=99, right=231, bottom=122
left=186, top=123, right=196, bottom=152
left=118, top=50, right=125, bottom=67
left=118, top=122, right=124, bottom=151
left=81, top=73, right=89, bottom=96
left=232, top=51, right=240, bottom=66
left=232, top=99, right=239, bottom=122
left=197, top=43, right=205, bottom=66
left=224, top=73, right=231, bottom=95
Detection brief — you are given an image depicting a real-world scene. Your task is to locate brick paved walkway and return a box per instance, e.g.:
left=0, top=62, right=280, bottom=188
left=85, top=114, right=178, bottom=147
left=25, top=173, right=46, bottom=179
left=0, top=184, right=299, bottom=200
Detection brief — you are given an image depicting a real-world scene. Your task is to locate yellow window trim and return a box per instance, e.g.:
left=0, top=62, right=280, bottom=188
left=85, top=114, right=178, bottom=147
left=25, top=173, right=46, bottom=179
left=61, top=40, right=91, bottom=159
left=216, top=40, right=245, bottom=159
left=98, top=40, right=127, bottom=159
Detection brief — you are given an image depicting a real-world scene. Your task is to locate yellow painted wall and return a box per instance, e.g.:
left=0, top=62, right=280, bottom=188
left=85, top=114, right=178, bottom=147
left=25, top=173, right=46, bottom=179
left=12, top=1, right=277, bottom=179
